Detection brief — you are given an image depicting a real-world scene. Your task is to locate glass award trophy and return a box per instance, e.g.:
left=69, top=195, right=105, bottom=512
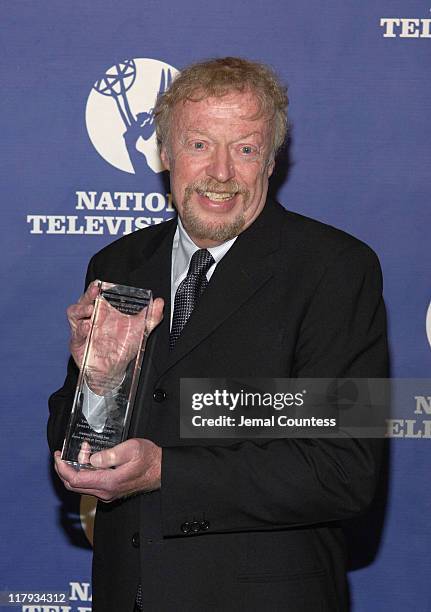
left=61, top=281, right=153, bottom=468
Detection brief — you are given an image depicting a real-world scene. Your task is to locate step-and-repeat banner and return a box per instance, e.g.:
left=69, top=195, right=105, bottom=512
left=1, top=1, right=430, bottom=610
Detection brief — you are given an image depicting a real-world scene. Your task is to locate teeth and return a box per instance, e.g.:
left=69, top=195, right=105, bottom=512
left=202, top=191, right=236, bottom=201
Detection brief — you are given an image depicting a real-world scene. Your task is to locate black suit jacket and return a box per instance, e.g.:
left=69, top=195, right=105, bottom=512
left=48, top=200, right=388, bottom=612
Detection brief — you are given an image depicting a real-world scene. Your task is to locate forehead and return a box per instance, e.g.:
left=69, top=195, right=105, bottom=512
left=172, top=90, right=268, bottom=132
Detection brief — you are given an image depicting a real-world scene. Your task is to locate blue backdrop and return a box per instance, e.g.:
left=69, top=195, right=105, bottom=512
left=1, top=1, right=430, bottom=610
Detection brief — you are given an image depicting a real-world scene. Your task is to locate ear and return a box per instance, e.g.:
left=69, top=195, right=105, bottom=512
left=267, top=158, right=275, bottom=178
left=160, top=146, right=170, bottom=171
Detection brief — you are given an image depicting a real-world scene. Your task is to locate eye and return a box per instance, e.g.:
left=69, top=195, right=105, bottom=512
left=192, top=141, right=206, bottom=150
left=240, top=145, right=255, bottom=155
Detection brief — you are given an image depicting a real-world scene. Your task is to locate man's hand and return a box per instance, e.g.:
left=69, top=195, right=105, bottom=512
left=54, top=439, right=162, bottom=502
left=67, top=282, right=164, bottom=382
left=67, top=280, right=100, bottom=368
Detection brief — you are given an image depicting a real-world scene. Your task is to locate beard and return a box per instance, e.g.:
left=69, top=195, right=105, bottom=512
left=180, top=178, right=250, bottom=243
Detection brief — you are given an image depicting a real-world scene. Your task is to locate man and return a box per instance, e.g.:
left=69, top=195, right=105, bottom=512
left=48, top=57, right=388, bottom=611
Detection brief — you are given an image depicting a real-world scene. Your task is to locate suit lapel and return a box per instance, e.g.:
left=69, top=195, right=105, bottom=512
left=128, top=219, right=176, bottom=291
left=163, top=200, right=283, bottom=374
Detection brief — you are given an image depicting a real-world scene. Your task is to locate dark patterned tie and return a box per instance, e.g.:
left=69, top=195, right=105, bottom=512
left=170, top=248, right=215, bottom=349
left=135, top=584, right=143, bottom=611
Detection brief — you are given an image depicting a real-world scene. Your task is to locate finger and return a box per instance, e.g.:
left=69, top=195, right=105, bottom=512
left=69, top=316, right=92, bottom=344
left=53, top=451, right=69, bottom=484
left=90, top=439, right=142, bottom=469
left=77, top=441, right=92, bottom=466
left=73, top=280, right=100, bottom=318
left=67, top=486, right=115, bottom=501
left=54, top=452, right=81, bottom=482
left=69, top=320, right=92, bottom=359
left=68, top=302, right=94, bottom=321
left=77, top=318, right=92, bottom=338
left=78, top=280, right=100, bottom=305
left=69, top=282, right=100, bottom=322
left=55, top=452, right=108, bottom=489
left=53, top=452, right=117, bottom=500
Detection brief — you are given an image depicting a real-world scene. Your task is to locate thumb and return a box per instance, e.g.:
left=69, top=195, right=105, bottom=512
left=90, top=439, right=142, bottom=469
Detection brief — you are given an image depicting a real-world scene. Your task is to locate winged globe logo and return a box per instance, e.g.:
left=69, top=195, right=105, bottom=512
left=86, top=58, right=178, bottom=174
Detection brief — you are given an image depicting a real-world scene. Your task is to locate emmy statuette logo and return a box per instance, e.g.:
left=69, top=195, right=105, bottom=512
left=86, top=58, right=179, bottom=174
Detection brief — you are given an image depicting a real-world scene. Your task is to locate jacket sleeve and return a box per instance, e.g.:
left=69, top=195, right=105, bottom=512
left=160, top=244, right=388, bottom=535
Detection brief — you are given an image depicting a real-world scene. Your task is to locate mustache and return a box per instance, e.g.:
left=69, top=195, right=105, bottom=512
left=188, top=179, right=248, bottom=195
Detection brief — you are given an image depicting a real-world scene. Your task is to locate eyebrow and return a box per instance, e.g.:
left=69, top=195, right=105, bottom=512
left=183, top=129, right=264, bottom=143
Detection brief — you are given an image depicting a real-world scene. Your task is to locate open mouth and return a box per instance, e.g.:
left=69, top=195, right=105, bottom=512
left=197, top=190, right=238, bottom=202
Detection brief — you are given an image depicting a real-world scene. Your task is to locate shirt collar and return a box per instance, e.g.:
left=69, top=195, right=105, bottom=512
left=172, top=216, right=237, bottom=284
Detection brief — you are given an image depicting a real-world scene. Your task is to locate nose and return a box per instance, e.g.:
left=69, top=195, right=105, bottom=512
left=206, top=145, right=235, bottom=183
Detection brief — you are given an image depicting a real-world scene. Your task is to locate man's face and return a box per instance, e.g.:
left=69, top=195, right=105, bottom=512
left=161, top=90, right=275, bottom=247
